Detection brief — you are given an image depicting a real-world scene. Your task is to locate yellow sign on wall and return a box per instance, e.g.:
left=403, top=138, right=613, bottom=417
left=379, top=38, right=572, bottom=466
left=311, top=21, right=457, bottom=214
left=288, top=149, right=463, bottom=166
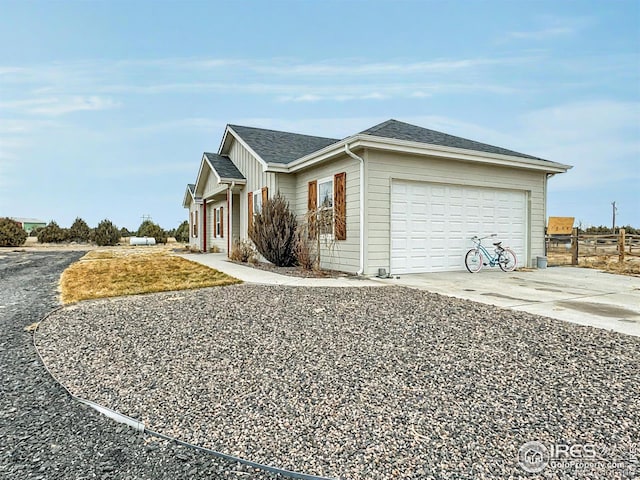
left=547, top=217, right=575, bottom=235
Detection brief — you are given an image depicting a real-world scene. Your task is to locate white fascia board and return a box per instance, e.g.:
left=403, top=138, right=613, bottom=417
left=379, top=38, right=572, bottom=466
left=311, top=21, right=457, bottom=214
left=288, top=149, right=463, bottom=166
left=194, top=154, right=212, bottom=196
left=285, top=135, right=571, bottom=173
left=219, top=177, right=247, bottom=184
left=220, top=125, right=269, bottom=171
left=182, top=188, right=193, bottom=208
left=356, top=135, right=572, bottom=172
left=282, top=137, right=356, bottom=173
left=264, top=164, right=290, bottom=173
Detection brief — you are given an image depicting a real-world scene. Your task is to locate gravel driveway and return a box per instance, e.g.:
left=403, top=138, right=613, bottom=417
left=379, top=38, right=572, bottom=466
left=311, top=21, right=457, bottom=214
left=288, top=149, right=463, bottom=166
left=35, top=283, right=639, bottom=479
left=0, top=251, right=280, bottom=480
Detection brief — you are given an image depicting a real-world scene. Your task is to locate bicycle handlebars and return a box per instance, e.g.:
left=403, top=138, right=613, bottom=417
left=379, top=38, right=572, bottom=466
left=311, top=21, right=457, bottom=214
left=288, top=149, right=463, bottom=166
left=470, top=234, right=498, bottom=241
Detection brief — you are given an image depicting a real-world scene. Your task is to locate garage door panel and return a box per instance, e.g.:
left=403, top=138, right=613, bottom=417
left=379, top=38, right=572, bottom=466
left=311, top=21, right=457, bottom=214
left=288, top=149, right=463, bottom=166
left=391, top=180, right=527, bottom=273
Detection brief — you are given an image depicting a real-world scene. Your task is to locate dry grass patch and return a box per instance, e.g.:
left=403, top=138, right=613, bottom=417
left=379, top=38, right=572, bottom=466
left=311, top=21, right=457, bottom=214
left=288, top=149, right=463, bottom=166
left=60, top=247, right=240, bottom=303
left=580, top=255, right=640, bottom=276
left=547, top=252, right=640, bottom=276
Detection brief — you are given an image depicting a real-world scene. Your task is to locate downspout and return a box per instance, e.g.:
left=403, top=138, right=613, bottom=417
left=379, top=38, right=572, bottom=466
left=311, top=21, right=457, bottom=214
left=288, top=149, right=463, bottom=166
left=544, top=173, right=555, bottom=258
left=344, top=144, right=365, bottom=276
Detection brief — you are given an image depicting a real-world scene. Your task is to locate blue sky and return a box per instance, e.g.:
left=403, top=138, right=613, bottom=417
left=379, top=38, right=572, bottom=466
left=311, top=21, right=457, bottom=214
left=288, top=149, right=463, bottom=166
left=1, top=0, right=638, bottom=231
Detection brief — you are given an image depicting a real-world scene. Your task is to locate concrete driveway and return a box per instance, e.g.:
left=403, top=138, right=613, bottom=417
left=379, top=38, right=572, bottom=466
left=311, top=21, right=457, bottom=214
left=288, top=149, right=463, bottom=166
left=377, top=267, right=640, bottom=337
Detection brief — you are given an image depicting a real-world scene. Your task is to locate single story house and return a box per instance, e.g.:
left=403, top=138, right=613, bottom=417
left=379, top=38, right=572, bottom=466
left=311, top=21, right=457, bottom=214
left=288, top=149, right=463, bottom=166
left=183, top=119, right=571, bottom=275
left=10, top=217, right=46, bottom=233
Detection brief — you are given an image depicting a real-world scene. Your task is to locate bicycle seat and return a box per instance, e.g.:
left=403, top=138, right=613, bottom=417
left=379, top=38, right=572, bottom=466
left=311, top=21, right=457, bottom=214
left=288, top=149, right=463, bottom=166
left=493, top=241, right=502, bottom=247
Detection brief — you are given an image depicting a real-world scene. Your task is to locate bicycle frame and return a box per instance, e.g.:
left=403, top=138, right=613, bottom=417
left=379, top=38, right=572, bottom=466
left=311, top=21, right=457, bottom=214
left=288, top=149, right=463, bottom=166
left=466, top=234, right=517, bottom=273
left=470, top=235, right=503, bottom=267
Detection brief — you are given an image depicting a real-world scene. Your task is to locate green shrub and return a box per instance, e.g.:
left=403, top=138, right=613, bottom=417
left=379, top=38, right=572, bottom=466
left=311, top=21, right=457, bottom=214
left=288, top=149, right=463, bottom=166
left=174, top=220, right=189, bottom=243
left=119, top=227, right=132, bottom=237
left=68, top=217, right=91, bottom=243
left=29, top=226, right=43, bottom=237
left=137, top=220, right=168, bottom=244
left=92, top=219, right=120, bottom=246
left=249, top=192, right=297, bottom=267
left=0, top=217, right=27, bottom=247
left=38, top=221, right=68, bottom=243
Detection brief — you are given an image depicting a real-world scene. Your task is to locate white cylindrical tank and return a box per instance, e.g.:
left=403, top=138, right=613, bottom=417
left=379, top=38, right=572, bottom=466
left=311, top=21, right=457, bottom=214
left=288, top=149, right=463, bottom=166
left=129, top=236, right=156, bottom=246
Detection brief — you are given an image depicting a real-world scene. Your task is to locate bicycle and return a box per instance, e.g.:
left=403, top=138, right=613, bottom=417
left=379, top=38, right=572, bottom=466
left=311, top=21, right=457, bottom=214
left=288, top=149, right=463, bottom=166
left=465, top=234, right=517, bottom=273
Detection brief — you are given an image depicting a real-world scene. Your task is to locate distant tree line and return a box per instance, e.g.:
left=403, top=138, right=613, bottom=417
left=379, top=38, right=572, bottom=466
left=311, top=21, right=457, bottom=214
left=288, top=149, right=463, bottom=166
left=0, top=217, right=190, bottom=248
left=579, top=225, right=638, bottom=235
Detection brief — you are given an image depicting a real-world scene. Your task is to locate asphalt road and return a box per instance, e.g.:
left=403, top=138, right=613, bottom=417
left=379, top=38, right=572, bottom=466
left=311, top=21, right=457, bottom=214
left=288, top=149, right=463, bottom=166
left=0, top=250, right=279, bottom=480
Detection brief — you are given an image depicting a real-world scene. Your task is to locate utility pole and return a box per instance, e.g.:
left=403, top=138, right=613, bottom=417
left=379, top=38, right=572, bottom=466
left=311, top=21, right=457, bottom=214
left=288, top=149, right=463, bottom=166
left=611, top=201, right=617, bottom=232
left=141, top=214, right=152, bottom=223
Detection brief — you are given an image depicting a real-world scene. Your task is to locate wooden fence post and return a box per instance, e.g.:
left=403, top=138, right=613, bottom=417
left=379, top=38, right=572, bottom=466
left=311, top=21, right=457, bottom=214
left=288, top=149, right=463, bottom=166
left=571, top=227, right=579, bottom=265
left=619, top=228, right=626, bottom=263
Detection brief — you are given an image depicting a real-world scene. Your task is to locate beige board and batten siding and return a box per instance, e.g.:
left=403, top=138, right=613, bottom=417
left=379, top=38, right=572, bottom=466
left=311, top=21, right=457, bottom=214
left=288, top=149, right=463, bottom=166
left=227, top=139, right=277, bottom=240
left=293, top=154, right=361, bottom=273
left=365, top=149, right=546, bottom=274
left=275, top=173, right=296, bottom=204
left=206, top=199, right=227, bottom=253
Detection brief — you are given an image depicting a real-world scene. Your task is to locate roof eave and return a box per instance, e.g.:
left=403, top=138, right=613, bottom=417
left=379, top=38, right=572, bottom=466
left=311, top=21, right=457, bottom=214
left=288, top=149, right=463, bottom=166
left=286, top=134, right=571, bottom=173
left=183, top=184, right=197, bottom=208
left=219, top=177, right=247, bottom=184
left=282, top=137, right=356, bottom=173
left=193, top=155, right=210, bottom=197
left=182, top=189, right=192, bottom=208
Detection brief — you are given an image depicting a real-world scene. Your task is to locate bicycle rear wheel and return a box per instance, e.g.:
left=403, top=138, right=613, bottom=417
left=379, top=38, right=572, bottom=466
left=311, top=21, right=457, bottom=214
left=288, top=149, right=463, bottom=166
left=498, top=248, right=517, bottom=272
left=465, top=249, right=483, bottom=273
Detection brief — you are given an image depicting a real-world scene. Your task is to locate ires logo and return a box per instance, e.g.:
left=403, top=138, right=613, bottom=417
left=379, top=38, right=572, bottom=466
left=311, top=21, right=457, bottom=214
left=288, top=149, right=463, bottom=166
left=551, top=443, right=596, bottom=459
left=518, top=441, right=597, bottom=473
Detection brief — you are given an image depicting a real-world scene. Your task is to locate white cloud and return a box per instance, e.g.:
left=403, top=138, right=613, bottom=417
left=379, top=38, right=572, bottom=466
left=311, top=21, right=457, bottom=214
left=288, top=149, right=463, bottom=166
left=0, top=96, right=119, bottom=116
left=97, top=162, right=195, bottom=178
left=278, top=91, right=389, bottom=103
left=1, top=54, right=532, bottom=102
left=254, top=56, right=535, bottom=76
left=507, top=27, right=575, bottom=41
left=29, top=96, right=120, bottom=116
left=504, top=16, right=593, bottom=42
left=513, top=100, right=640, bottom=188
left=97, top=80, right=518, bottom=99
left=130, top=117, right=224, bottom=133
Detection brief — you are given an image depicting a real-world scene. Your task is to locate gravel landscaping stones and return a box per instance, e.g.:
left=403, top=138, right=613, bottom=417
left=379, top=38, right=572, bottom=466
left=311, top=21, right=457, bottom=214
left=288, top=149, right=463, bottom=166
left=0, top=251, right=280, bottom=480
left=35, top=283, right=639, bottom=479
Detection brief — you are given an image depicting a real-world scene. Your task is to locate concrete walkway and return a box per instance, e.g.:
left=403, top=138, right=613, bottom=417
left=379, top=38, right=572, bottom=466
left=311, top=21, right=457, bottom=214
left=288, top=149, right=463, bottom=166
left=177, top=253, right=381, bottom=287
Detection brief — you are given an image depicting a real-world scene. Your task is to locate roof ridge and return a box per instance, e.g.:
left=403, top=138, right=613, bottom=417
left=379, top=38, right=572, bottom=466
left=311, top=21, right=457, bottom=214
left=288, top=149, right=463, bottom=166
left=360, top=118, right=402, bottom=135
left=229, top=124, right=339, bottom=142
left=360, top=118, right=545, bottom=161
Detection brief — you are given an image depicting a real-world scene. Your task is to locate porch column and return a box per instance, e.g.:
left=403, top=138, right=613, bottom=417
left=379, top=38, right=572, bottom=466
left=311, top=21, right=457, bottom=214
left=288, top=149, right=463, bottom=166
left=203, top=201, right=207, bottom=253
left=227, top=187, right=231, bottom=257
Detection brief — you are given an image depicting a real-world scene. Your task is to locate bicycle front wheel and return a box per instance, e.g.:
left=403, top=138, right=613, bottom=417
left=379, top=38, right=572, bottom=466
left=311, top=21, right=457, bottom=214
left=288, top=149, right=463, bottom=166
left=465, top=249, right=483, bottom=273
left=498, top=248, right=517, bottom=272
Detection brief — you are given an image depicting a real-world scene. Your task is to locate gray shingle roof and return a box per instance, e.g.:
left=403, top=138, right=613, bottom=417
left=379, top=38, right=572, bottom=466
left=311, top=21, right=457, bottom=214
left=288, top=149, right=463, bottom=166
left=229, top=124, right=339, bottom=164
left=187, top=183, right=195, bottom=195
left=361, top=119, right=546, bottom=161
left=204, top=153, right=246, bottom=180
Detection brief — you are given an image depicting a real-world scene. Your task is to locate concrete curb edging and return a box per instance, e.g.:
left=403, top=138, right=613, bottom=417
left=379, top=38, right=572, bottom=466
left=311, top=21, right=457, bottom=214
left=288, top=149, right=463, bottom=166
left=33, top=306, right=337, bottom=480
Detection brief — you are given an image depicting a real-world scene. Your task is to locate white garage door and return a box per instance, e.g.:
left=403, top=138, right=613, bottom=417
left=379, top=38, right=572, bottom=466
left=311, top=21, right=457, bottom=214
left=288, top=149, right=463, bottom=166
left=391, top=181, right=527, bottom=273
